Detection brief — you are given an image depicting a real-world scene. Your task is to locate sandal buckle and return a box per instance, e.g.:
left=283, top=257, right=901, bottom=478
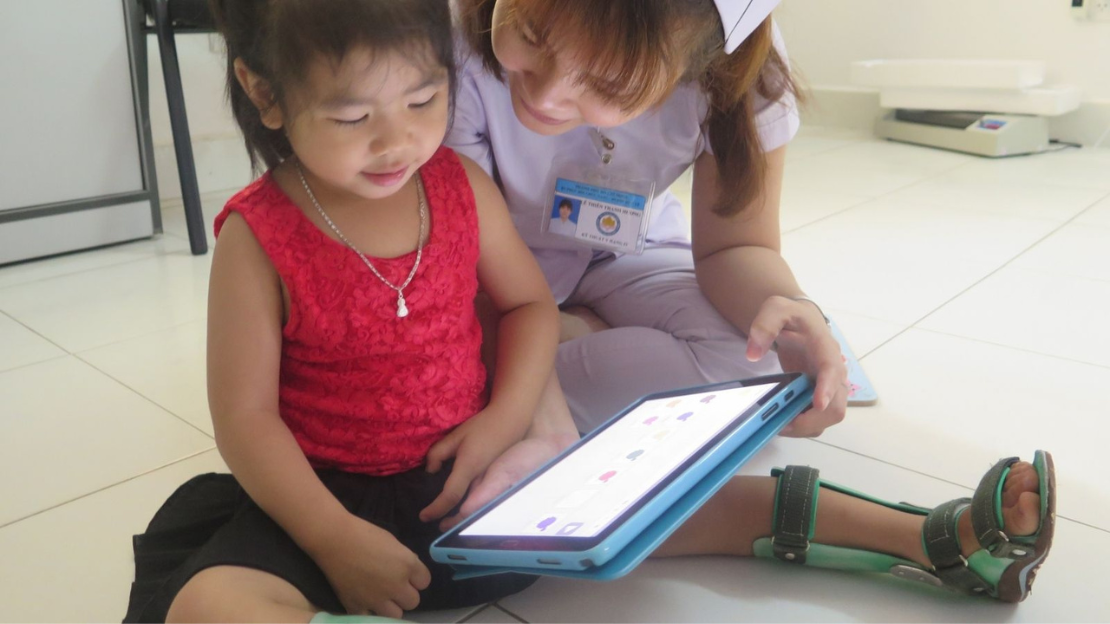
left=933, top=554, right=968, bottom=571
left=771, top=536, right=810, bottom=563
left=933, top=555, right=992, bottom=595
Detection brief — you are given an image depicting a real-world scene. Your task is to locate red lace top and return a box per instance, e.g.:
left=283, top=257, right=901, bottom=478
left=214, top=147, right=486, bottom=475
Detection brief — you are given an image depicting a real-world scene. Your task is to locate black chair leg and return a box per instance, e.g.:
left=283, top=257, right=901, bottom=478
left=152, top=0, right=208, bottom=255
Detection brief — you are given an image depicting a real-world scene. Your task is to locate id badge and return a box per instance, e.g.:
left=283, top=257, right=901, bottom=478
left=542, top=157, right=655, bottom=255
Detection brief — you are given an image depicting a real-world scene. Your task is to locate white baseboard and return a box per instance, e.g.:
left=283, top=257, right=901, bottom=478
left=153, top=135, right=254, bottom=202
left=801, top=86, right=1110, bottom=147
left=152, top=95, right=1110, bottom=203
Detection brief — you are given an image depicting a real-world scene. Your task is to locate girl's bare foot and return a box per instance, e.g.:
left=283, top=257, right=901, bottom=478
left=956, top=461, right=1041, bottom=558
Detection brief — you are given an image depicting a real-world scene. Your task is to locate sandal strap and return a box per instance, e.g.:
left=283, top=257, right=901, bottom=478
left=771, top=465, right=820, bottom=564
left=971, top=456, right=1030, bottom=557
left=923, top=499, right=991, bottom=594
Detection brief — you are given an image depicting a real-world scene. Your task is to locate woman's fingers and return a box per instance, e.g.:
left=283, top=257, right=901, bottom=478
left=780, top=379, right=847, bottom=437
left=810, top=337, right=848, bottom=411
left=745, top=297, right=794, bottom=361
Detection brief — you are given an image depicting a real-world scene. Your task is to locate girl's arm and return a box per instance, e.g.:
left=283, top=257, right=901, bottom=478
left=691, top=146, right=848, bottom=437
left=208, top=213, right=430, bottom=616
left=207, top=212, right=347, bottom=552
left=419, top=155, right=561, bottom=522
left=465, top=155, right=561, bottom=424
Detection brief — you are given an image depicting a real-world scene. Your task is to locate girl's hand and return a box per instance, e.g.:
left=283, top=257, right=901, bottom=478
left=312, top=514, right=431, bottom=619
left=419, top=406, right=531, bottom=525
left=744, top=295, right=848, bottom=438
left=436, top=434, right=574, bottom=531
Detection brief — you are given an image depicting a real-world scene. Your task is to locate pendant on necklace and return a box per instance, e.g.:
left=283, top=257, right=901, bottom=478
left=396, top=293, right=409, bottom=318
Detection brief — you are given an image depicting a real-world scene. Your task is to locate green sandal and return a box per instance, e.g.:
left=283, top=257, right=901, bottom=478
left=752, top=450, right=1056, bottom=602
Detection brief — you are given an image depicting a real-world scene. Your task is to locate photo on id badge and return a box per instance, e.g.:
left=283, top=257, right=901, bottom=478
left=549, top=196, right=581, bottom=237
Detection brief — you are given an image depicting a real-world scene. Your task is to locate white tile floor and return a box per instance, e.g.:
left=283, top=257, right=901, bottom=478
left=1, top=128, right=1108, bottom=622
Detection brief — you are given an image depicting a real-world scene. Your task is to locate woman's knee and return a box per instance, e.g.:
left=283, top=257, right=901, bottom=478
left=689, top=336, right=782, bottom=382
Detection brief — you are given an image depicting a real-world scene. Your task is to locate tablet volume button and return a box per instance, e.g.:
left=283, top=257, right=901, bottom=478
left=761, top=402, right=781, bottom=421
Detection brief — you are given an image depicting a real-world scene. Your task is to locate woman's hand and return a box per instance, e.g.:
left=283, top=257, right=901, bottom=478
left=311, top=514, right=431, bottom=619
left=745, top=295, right=848, bottom=437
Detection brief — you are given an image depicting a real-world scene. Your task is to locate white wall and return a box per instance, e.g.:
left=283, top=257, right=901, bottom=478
left=148, top=3, right=1110, bottom=201
left=775, top=0, right=1110, bottom=100
left=146, top=33, right=251, bottom=201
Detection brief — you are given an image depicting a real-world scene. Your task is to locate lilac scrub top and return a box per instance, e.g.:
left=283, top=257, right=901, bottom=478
left=445, top=25, right=801, bottom=303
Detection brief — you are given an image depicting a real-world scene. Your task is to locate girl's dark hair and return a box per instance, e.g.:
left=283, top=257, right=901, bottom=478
left=209, top=0, right=456, bottom=172
left=458, top=0, right=802, bottom=217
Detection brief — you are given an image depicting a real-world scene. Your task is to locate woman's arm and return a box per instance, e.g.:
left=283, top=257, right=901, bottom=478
left=419, top=155, right=562, bottom=522
left=691, top=146, right=847, bottom=437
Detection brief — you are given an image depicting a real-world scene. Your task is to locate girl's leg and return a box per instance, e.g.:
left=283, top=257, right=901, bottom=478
left=167, top=565, right=317, bottom=624
left=559, top=247, right=781, bottom=431
left=653, top=463, right=1043, bottom=568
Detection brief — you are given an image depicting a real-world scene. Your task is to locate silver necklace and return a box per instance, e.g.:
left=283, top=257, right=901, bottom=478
left=295, top=162, right=427, bottom=318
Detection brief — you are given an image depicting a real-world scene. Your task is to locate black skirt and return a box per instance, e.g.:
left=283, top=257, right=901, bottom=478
left=123, top=466, right=537, bottom=623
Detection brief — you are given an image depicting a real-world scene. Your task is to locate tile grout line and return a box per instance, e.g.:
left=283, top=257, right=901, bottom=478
left=794, top=154, right=1009, bottom=360
left=455, top=603, right=495, bottom=623
left=0, top=316, right=209, bottom=376
left=0, top=352, right=70, bottom=376
left=858, top=188, right=1110, bottom=362
left=73, top=316, right=210, bottom=356
left=0, top=309, right=72, bottom=353
left=491, top=603, right=530, bottom=623
left=780, top=195, right=878, bottom=235
left=990, top=259, right=1110, bottom=286
left=784, top=156, right=975, bottom=236
left=0, top=447, right=218, bottom=531
left=0, top=310, right=73, bottom=374
left=784, top=136, right=866, bottom=163
left=71, top=353, right=215, bottom=440
left=0, top=240, right=197, bottom=293
left=911, top=326, right=1110, bottom=371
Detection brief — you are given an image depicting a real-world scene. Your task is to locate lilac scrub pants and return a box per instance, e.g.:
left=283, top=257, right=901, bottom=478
left=558, top=246, right=783, bottom=432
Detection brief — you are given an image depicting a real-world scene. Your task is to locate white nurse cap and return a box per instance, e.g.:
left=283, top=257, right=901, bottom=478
left=713, top=0, right=781, bottom=54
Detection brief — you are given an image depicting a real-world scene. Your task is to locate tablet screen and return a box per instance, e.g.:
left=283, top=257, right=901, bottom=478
left=459, top=381, right=779, bottom=540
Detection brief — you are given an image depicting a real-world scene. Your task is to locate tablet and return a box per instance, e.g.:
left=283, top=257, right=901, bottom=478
left=431, top=373, right=810, bottom=572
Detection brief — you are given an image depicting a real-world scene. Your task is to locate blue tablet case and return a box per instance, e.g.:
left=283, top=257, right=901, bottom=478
left=441, top=382, right=815, bottom=581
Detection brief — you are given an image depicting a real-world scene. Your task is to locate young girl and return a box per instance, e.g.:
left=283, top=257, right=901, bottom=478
left=124, top=0, right=560, bottom=621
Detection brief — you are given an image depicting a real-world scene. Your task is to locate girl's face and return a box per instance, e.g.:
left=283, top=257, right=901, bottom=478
left=489, top=0, right=647, bottom=136
left=266, top=47, right=449, bottom=202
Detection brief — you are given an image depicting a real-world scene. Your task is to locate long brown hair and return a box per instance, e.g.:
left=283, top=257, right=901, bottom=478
left=458, top=0, right=801, bottom=216
left=209, top=0, right=457, bottom=173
